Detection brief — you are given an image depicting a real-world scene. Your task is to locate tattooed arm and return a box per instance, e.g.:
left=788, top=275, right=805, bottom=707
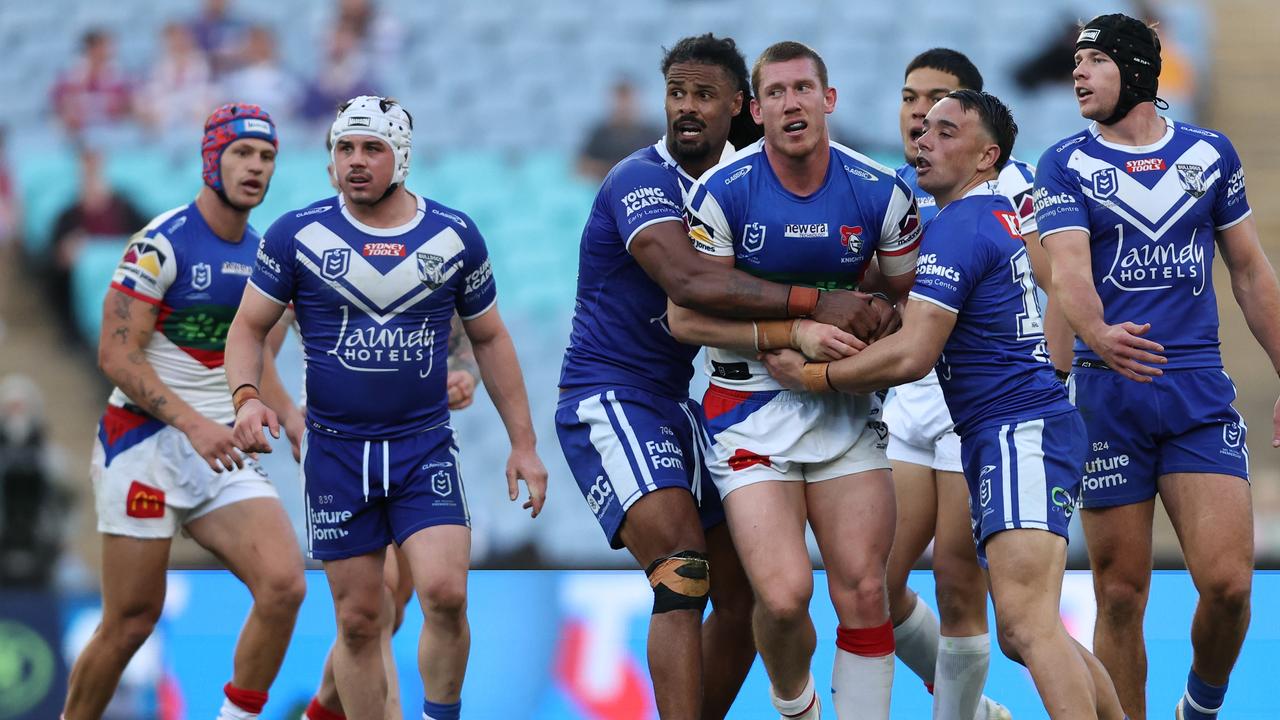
left=98, top=288, right=244, bottom=472
left=446, top=312, right=480, bottom=410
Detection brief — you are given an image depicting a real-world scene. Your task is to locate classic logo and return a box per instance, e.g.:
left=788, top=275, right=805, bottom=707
left=743, top=222, right=766, bottom=254
left=363, top=242, right=406, bottom=257
left=191, top=262, right=212, bottom=290
left=724, top=166, right=751, bottom=184
left=843, top=165, right=879, bottom=182
left=840, top=225, right=863, bottom=254
left=417, top=252, right=446, bottom=289
left=126, top=480, right=165, bottom=519
left=1090, top=167, right=1118, bottom=200
left=322, top=248, right=351, bottom=280
left=431, top=470, right=453, bottom=497
left=1125, top=158, right=1166, bottom=173
left=1176, top=163, right=1207, bottom=198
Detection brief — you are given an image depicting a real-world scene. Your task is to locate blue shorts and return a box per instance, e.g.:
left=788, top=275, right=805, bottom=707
left=1069, top=367, right=1249, bottom=509
left=555, top=387, right=723, bottom=549
left=961, top=411, right=1085, bottom=566
left=300, top=424, right=469, bottom=561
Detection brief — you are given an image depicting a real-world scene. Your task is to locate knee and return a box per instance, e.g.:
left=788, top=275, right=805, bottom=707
left=1093, top=574, right=1149, bottom=622
left=1200, top=572, right=1251, bottom=616
left=709, top=580, right=753, bottom=627
left=419, top=576, right=468, bottom=619
left=103, top=603, right=163, bottom=655
left=335, top=602, right=383, bottom=647
left=830, top=570, right=887, bottom=618
left=993, top=614, right=1035, bottom=664
left=254, top=567, right=307, bottom=615
left=756, top=580, right=813, bottom=627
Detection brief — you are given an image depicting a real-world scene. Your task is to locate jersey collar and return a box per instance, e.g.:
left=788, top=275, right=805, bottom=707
left=962, top=180, right=1000, bottom=199
left=1088, top=115, right=1176, bottom=154
left=338, top=192, right=426, bottom=236
left=655, top=136, right=736, bottom=184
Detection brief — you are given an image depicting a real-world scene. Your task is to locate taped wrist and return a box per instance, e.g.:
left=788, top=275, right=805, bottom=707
left=645, top=550, right=710, bottom=614
left=754, top=319, right=797, bottom=351
left=232, top=384, right=260, bottom=413
left=802, top=362, right=835, bottom=393
left=787, top=286, right=819, bottom=317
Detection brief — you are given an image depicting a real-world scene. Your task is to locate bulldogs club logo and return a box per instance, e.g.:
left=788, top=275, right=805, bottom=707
left=417, top=252, right=446, bottom=289
left=1177, top=163, right=1207, bottom=198
left=322, top=248, right=351, bottom=280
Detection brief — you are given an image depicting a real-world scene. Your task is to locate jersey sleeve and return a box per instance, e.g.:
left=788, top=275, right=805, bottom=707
left=1212, top=136, right=1251, bottom=231
left=875, top=176, right=923, bottom=276
left=1032, top=146, right=1090, bottom=240
left=999, top=160, right=1039, bottom=235
left=248, top=215, right=296, bottom=305
left=684, top=180, right=736, bottom=257
left=604, top=160, right=686, bottom=251
left=908, top=215, right=985, bottom=314
left=455, top=220, right=497, bottom=320
left=110, top=231, right=178, bottom=305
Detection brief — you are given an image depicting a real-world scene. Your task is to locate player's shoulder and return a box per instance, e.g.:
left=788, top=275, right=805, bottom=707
left=138, top=204, right=192, bottom=246
left=1001, top=156, right=1036, bottom=183
left=267, top=196, right=341, bottom=237
left=1171, top=119, right=1236, bottom=152
left=1038, top=129, right=1095, bottom=166
left=833, top=141, right=913, bottom=201
left=698, top=139, right=765, bottom=188
left=420, top=195, right=477, bottom=234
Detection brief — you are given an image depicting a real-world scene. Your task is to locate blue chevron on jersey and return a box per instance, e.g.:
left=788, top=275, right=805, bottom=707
left=1034, top=117, right=1251, bottom=368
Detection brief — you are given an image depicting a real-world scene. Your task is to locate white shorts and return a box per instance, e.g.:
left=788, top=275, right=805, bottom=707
left=91, top=406, right=278, bottom=538
left=883, top=372, right=962, bottom=473
left=701, top=385, right=890, bottom=498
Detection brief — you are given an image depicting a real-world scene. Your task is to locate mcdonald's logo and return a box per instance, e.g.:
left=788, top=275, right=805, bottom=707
left=126, top=481, right=165, bottom=519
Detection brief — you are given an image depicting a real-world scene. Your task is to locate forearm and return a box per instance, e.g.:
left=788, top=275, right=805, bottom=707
left=1233, top=262, right=1280, bottom=373
left=1051, top=270, right=1109, bottom=348
left=667, top=300, right=766, bottom=354
left=102, top=349, right=202, bottom=431
left=258, top=350, right=297, bottom=419
left=224, top=318, right=268, bottom=395
left=826, top=337, right=926, bottom=394
left=447, top=315, right=480, bottom=382
left=667, top=262, right=795, bottom=318
left=472, top=330, right=536, bottom=449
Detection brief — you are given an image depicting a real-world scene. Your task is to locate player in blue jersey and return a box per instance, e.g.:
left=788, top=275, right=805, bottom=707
left=884, top=48, right=1036, bottom=720
left=1036, top=14, right=1280, bottom=720
left=765, top=90, right=1126, bottom=720
left=64, top=105, right=306, bottom=720
left=224, top=95, right=548, bottom=720
left=669, top=42, right=922, bottom=720
left=557, top=34, right=897, bottom=720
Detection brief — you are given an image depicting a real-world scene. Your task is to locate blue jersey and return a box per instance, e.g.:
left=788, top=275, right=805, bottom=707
left=250, top=194, right=497, bottom=439
left=108, top=203, right=261, bottom=424
left=559, top=139, right=718, bottom=401
left=900, top=157, right=1038, bottom=233
left=909, top=184, right=1074, bottom=437
left=687, top=139, right=922, bottom=390
left=1034, top=118, right=1251, bottom=369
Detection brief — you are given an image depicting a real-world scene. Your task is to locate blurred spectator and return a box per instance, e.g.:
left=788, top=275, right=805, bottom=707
left=47, top=147, right=146, bottom=341
left=300, top=22, right=380, bottom=124
left=0, top=374, right=68, bottom=588
left=140, top=22, right=216, bottom=144
left=188, top=0, right=251, bottom=78
left=333, top=0, right=403, bottom=69
left=575, top=78, right=662, bottom=182
left=0, top=128, right=20, bottom=252
left=50, top=29, right=135, bottom=139
left=218, top=25, right=302, bottom=121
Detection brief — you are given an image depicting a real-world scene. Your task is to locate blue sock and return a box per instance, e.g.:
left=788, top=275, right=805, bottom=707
left=1182, top=668, right=1227, bottom=719
left=422, top=698, right=461, bottom=720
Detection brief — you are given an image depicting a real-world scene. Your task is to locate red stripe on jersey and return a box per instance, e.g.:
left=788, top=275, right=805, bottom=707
left=102, top=404, right=151, bottom=445
left=701, top=386, right=755, bottom=422
left=109, top=281, right=163, bottom=306
left=182, top=347, right=226, bottom=369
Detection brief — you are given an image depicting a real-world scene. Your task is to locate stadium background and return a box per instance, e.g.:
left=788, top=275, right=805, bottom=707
left=0, top=0, right=1278, bottom=718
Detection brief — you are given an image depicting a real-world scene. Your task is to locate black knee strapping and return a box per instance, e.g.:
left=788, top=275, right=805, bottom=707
left=645, top=550, right=710, bottom=614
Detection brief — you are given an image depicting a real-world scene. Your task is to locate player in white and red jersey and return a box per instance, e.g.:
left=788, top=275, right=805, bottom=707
left=64, top=104, right=305, bottom=720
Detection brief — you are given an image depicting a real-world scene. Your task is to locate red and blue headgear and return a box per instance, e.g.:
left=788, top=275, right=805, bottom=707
left=201, top=103, right=278, bottom=194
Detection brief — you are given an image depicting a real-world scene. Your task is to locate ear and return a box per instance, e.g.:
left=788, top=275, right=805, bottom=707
left=975, top=142, right=1001, bottom=173
left=730, top=89, right=744, bottom=118
left=824, top=86, right=837, bottom=114
left=750, top=97, right=763, bottom=125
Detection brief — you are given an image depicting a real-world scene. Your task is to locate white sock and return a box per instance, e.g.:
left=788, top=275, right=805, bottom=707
left=832, top=647, right=894, bottom=719
left=772, top=672, right=819, bottom=718
left=216, top=697, right=259, bottom=720
left=932, top=633, right=991, bottom=720
left=893, top=597, right=940, bottom=687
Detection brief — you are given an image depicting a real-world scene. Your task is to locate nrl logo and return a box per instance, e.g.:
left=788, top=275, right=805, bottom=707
left=191, top=262, right=212, bottom=290
left=1176, top=163, right=1206, bottom=198
left=1090, top=168, right=1118, bottom=200
left=322, top=248, right=351, bottom=280
left=743, top=222, right=766, bottom=254
left=417, top=252, right=446, bottom=289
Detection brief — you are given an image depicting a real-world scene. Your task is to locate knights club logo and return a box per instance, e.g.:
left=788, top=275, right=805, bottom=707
left=840, top=225, right=863, bottom=254
left=417, top=252, right=446, bottom=289
left=191, top=262, right=212, bottom=290
left=322, top=248, right=351, bottom=280
left=743, top=222, right=766, bottom=254
left=1090, top=167, right=1118, bottom=200
left=1176, top=163, right=1207, bottom=198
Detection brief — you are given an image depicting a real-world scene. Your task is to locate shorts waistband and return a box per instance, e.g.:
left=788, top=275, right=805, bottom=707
left=1072, top=359, right=1111, bottom=370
